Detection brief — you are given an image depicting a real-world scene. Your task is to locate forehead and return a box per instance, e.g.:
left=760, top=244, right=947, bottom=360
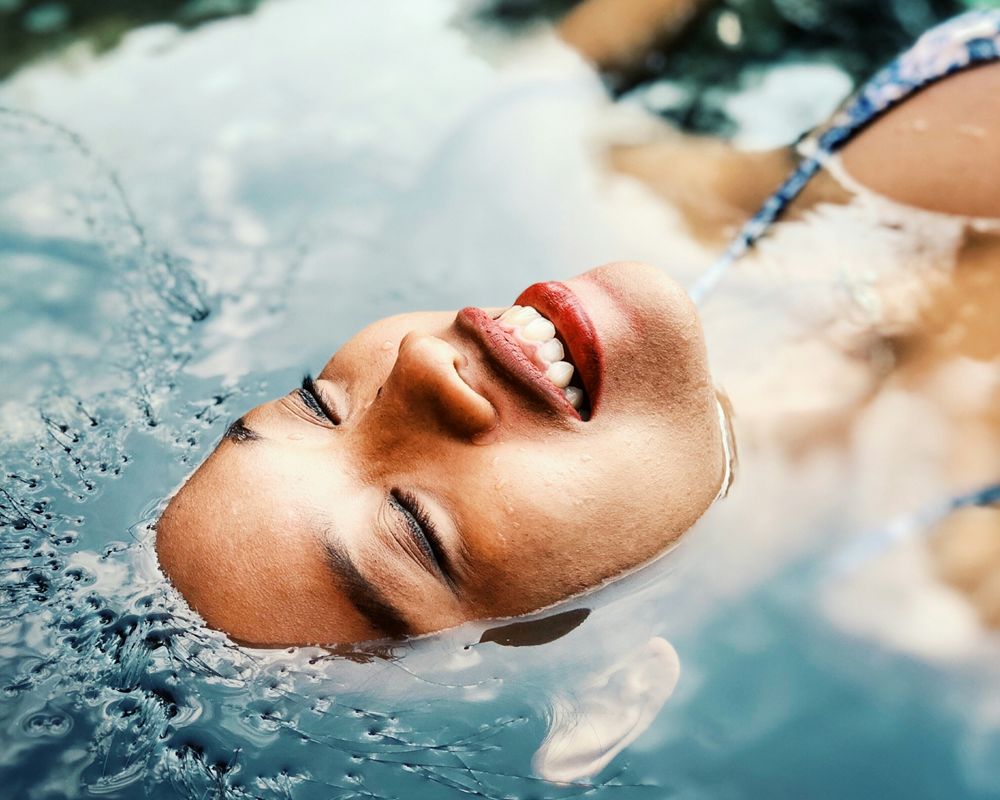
left=156, top=446, right=381, bottom=643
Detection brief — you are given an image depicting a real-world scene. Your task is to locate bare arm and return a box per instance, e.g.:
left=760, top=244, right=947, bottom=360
left=841, top=61, right=1000, bottom=220
left=558, top=0, right=717, bottom=73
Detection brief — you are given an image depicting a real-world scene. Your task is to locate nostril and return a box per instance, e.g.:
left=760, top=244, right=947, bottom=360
left=384, top=333, right=497, bottom=439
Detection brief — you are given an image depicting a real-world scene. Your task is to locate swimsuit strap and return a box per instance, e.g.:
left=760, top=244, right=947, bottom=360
left=830, top=482, right=1000, bottom=577
left=685, top=11, right=1000, bottom=572
left=689, top=9, right=1000, bottom=306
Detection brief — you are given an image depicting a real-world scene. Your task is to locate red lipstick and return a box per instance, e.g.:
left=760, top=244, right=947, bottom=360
left=455, top=307, right=580, bottom=419
left=514, top=281, right=603, bottom=413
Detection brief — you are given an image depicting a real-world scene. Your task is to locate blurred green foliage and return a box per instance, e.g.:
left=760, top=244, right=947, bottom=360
left=621, top=0, right=967, bottom=133
left=0, top=0, right=263, bottom=81
left=478, top=0, right=971, bottom=135
left=1, top=0, right=990, bottom=136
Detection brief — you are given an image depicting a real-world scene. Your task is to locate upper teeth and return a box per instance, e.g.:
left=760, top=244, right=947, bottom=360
left=497, top=305, right=584, bottom=409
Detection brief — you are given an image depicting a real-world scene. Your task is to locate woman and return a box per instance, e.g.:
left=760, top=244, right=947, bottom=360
left=157, top=8, right=1000, bottom=646
left=155, top=262, right=730, bottom=645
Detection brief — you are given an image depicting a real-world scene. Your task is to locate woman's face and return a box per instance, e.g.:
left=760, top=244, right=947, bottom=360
left=156, top=262, right=725, bottom=646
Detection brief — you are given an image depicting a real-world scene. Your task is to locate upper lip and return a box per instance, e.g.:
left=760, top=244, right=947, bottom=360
left=515, top=281, right=603, bottom=411
left=454, top=281, right=603, bottom=421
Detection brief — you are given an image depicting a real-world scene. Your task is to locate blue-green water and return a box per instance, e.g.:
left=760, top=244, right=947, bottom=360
left=3, top=1, right=1000, bottom=798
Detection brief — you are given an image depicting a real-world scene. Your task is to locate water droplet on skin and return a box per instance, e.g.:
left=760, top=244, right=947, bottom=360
left=581, top=454, right=592, bottom=462
left=471, top=427, right=499, bottom=446
left=505, top=506, right=515, bottom=515
left=957, top=124, right=987, bottom=139
left=287, top=433, right=304, bottom=441
left=494, top=479, right=507, bottom=490
left=381, top=340, right=394, bottom=351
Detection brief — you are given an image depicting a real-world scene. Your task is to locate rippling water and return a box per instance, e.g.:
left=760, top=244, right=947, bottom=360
left=3, top=1, right=1000, bottom=798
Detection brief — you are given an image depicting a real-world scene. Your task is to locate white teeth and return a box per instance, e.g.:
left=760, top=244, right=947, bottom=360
left=507, top=306, right=540, bottom=325
left=546, top=361, right=574, bottom=389
left=521, top=317, right=556, bottom=342
left=499, top=304, right=587, bottom=410
left=538, top=337, right=564, bottom=364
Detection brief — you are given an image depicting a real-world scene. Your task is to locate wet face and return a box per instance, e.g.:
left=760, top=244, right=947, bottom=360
left=156, top=262, right=725, bottom=646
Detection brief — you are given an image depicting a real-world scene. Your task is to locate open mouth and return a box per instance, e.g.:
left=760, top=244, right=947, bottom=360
left=455, top=282, right=603, bottom=421
left=494, top=304, right=591, bottom=417
left=514, top=281, right=602, bottom=419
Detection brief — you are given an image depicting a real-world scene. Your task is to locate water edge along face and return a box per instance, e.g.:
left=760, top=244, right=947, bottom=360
left=3, top=2, right=1000, bottom=798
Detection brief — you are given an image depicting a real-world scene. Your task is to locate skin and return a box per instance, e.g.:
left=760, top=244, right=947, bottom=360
left=559, top=0, right=715, bottom=76
left=159, top=22, right=1000, bottom=643
left=156, top=262, right=726, bottom=646
left=841, top=62, right=1000, bottom=219
left=589, top=23, right=1000, bottom=625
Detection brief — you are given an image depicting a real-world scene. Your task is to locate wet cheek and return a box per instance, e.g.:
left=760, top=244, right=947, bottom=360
left=486, top=449, right=602, bottom=533
left=460, top=447, right=663, bottom=613
left=613, top=319, right=711, bottom=407
left=571, top=429, right=674, bottom=511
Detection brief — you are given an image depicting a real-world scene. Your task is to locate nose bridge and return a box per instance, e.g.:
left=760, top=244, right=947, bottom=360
left=353, top=332, right=497, bottom=468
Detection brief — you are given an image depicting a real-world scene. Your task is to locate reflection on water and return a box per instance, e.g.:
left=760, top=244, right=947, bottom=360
left=534, top=636, right=681, bottom=783
left=2, top=1, right=1000, bottom=798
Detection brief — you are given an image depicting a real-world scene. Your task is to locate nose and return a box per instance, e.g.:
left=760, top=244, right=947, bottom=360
left=373, top=331, right=497, bottom=440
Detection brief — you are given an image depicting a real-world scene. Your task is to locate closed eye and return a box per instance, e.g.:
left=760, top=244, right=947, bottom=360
left=389, top=488, right=456, bottom=590
left=297, top=374, right=342, bottom=425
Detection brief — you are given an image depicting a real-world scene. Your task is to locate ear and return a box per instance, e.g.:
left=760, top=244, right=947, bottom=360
left=533, top=637, right=681, bottom=784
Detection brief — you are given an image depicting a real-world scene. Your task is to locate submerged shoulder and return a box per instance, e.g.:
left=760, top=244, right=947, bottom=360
left=841, top=61, right=1000, bottom=219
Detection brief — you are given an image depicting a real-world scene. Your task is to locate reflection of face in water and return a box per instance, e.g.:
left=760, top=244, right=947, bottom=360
left=156, top=262, right=726, bottom=645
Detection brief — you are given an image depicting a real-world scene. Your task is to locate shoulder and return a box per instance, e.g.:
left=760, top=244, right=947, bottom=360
left=840, top=62, right=1000, bottom=219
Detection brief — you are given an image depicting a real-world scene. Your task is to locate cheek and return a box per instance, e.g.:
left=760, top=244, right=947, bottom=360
left=480, top=448, right=628, bottom=567
left=627, top=332, right=712, bottom=415
left=529, top=419, right=716, bottom=544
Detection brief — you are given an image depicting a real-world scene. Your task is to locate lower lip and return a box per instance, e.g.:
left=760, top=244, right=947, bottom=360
left=455, top=308, right=582, bottom=419
left=514, top=281, right=603, bottom=412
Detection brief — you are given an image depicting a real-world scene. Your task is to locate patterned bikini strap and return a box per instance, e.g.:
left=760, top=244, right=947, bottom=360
left=829, top=482, right=1000, bottom=578
left=688, top=9, right=1000, bottom=307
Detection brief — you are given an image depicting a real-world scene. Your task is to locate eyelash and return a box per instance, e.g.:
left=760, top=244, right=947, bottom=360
left=297, top=374, right=341, bottom=425
left=390, top=488, right=451, bottom=582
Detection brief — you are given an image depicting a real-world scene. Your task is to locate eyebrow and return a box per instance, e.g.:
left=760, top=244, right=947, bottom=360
left=322, top=538, right=410, bottom=639
left=221, top=410, right=406, bottom=637
left=222, top=416, right=262, bottom=445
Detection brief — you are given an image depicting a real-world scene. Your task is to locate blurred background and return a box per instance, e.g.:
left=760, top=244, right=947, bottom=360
left=2, top=1, right=1000, bottom=799
left=0, top=0, right=985, bottom=131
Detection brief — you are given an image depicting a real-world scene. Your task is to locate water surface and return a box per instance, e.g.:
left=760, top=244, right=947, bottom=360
left=2, top=2, right=1000, bottom=798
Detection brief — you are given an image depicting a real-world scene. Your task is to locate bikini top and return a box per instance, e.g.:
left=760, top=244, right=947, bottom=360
left=689, top=8, right=1000, bottom=566
left=689, top=8, right=1000, bottom=306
